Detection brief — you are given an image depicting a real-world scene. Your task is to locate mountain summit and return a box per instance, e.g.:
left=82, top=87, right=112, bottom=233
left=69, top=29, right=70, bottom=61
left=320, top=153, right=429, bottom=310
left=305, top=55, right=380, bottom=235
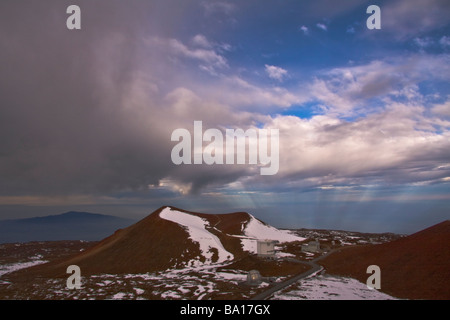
left=21, top=206, right=305, bottom=277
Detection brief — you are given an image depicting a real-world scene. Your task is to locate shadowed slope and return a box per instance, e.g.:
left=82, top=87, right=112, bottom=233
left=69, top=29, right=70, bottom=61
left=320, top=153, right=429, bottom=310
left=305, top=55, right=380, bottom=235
left=319, top=220, right=450, bottom=300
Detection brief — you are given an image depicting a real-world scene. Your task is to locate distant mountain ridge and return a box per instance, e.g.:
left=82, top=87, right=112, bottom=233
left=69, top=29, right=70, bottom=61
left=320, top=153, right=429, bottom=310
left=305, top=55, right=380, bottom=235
left=0, top=211, right=136, bottom=243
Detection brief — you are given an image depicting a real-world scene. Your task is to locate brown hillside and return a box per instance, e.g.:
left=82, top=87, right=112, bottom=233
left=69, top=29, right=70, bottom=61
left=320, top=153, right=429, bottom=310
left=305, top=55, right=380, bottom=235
left=7, top=206, right=253, bottom=280
left=319, top=220, right=450, bottom=300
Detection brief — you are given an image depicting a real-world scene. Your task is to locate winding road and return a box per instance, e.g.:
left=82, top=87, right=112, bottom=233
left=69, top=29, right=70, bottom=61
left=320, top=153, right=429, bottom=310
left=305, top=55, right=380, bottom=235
left=250, top=248, right=343, bottom=300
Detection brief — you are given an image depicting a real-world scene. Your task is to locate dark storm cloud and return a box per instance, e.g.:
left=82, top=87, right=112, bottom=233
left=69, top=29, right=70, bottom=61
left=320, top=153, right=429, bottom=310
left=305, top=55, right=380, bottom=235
left=0, top=1, right=176, bottom=196
left=1, top=0, right=449, bottom=202
left=382, top=0, right=450, bottom=39
left=0, top=0, right=258, bottom=197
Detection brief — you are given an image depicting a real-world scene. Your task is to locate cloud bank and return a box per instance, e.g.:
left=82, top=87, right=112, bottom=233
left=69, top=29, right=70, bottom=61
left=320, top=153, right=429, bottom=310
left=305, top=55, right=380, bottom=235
left=0, top=0, right=449, bottom=222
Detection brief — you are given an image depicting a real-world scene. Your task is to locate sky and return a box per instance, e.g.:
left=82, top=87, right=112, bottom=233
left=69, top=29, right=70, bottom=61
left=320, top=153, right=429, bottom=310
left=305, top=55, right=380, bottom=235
left=0, top=0, right=449, bottom=233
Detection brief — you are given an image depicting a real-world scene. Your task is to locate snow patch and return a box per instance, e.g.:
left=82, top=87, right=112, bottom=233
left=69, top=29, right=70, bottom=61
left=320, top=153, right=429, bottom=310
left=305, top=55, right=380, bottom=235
left=134, top=288, right=145, bottom=295
left=271, top=274, right=397, bottom=300
left=240, top=214, right=306, bottom=253
left=275, top=251, right=296, bottom=258
left=159, top=207, right=234, bottom=264
left=161, top=290, right=182, bottom=299
left=243, top=215, right=306, bottom=242
left=240, top=238, right=257, bottom=253
left=111, top=292, right=128, bottom=300
left=215, top=271, right=247, bottom=282
left=0, top=260, right=48, bottom=277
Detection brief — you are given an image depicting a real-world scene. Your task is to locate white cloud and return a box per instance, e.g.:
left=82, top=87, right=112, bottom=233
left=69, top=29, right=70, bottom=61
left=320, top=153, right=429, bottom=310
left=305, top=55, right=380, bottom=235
left=316, top=23, right=327, bottom=31
left=440, top=36, right=450, bottom=47
left=218, top=43, right=233, bottom=52
left=163, top=86, right=255, bottom=125
left=214, top=76, right=303, bottom=109
left=299, top=25, right=309, bottom=35
left=147, top=37, right=228, bottom=75
left=414, top=37, right=434, bottom=48
left=191, top=34, right=233, bottom=57
left=155, top=89, right=450, bottom=193
left=307, top=55, right=450, bottom=116
left=256, top=104, right=450, bottom=188
left=156, top=178, right=192, bottom=195
left=265, top=64, right=288, bottom=82
left=192, top=34, right=212, bottom=48
left=92, top=36, right=450, bottom=195
left=168, top=38, right=228, bottom=69
left=432, top=100, right=450, bottom=117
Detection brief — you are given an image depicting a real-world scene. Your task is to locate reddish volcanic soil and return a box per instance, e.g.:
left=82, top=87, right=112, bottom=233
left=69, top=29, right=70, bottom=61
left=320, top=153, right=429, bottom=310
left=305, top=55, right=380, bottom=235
left=7, top=206, right=251, bottom=280
left=219, top=255, right=310, bottom=277
left=318, top=220, right=450, bottom=300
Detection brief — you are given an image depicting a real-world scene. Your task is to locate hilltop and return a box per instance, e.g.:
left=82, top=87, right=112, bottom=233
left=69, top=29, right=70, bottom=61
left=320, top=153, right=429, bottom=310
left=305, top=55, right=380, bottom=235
left=10, top=206, right=305, bottom=278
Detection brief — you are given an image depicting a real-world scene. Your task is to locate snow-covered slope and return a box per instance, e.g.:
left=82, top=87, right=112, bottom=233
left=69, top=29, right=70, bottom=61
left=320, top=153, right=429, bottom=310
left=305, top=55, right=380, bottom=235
left=240, top=214, right=306, bottom=254
left=243, top=215, right=306, bottom=242
left=271, top=274, right=397, bottom=300
left=159, top=208, right=305, bottom=260
left=159, top=207, right=234, bottom=265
